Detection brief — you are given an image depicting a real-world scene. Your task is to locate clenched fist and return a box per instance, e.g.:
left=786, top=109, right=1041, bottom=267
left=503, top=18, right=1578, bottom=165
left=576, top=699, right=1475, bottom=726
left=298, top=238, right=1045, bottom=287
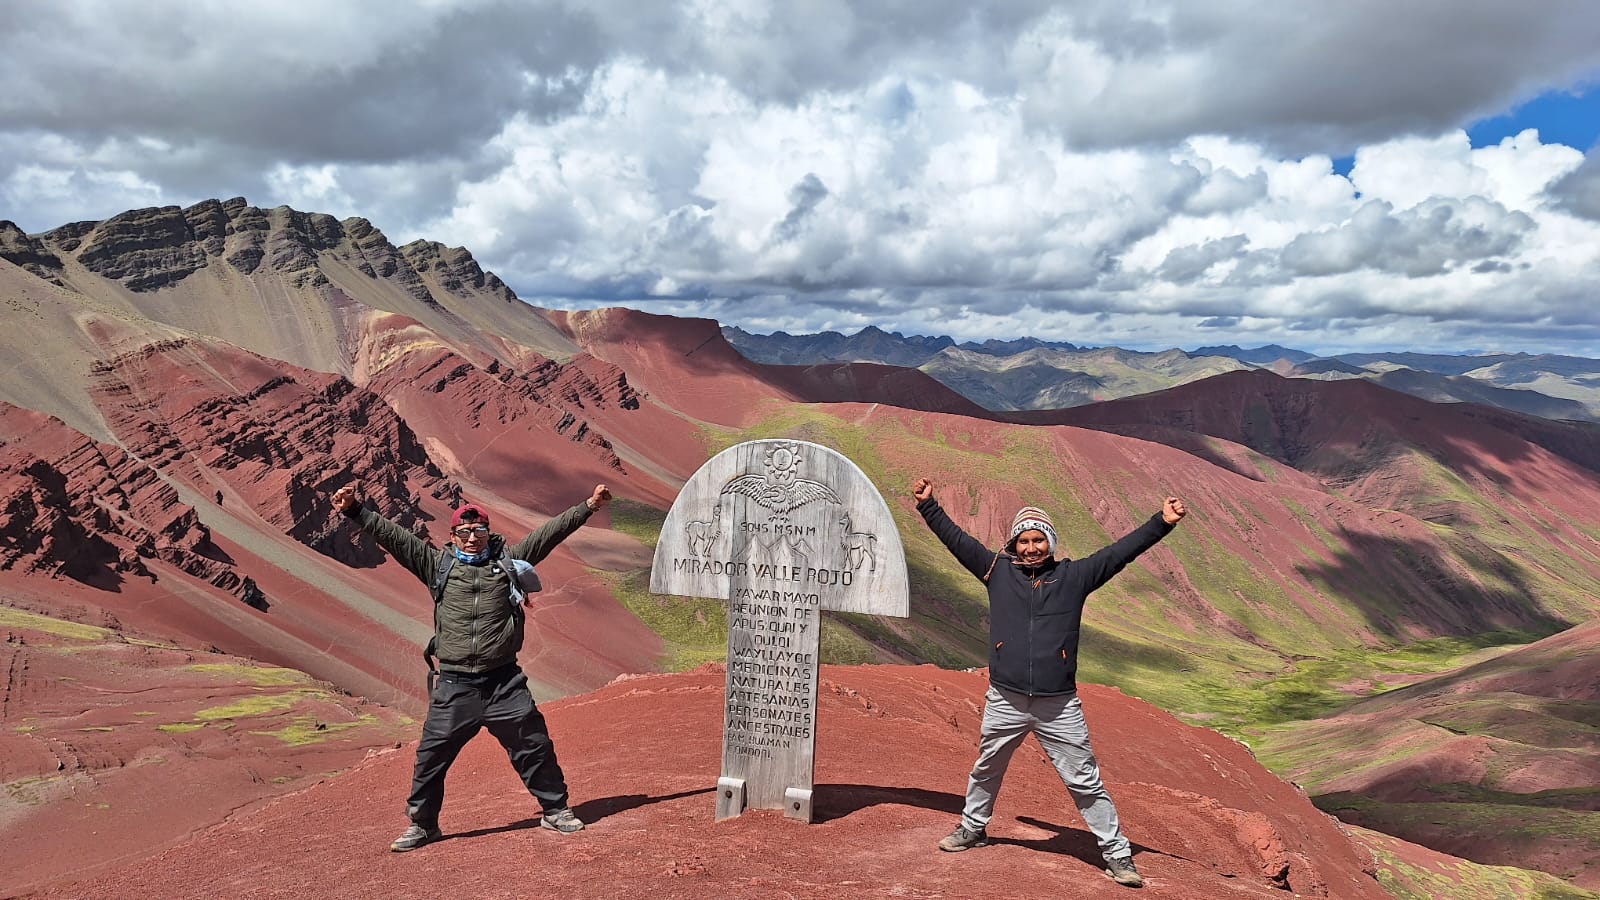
left=1162, top=496, right=1187, bottom=525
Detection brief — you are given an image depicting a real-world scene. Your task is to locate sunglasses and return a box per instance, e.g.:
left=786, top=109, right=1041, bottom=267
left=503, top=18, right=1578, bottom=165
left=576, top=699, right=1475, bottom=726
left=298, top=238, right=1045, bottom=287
left=453, top=525, right=490, bottom=537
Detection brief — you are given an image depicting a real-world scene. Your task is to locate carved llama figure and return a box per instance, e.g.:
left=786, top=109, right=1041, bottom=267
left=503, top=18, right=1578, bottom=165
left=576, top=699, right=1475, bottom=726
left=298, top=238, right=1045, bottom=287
left=687, top=506, right=723, bottom=558
left=838, top=512, right=878, bottom=573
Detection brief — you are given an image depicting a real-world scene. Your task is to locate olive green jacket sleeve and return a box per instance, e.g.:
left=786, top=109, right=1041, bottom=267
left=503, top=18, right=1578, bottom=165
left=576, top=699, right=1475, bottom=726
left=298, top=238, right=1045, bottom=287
left=507, top=500, right=595, bottom=563
left=343, top=503, right=442, bottom=585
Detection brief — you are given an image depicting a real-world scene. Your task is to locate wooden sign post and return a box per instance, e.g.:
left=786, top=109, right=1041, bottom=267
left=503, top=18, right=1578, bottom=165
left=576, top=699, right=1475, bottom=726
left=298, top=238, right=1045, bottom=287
left=650, top=440, right=909, bottom=822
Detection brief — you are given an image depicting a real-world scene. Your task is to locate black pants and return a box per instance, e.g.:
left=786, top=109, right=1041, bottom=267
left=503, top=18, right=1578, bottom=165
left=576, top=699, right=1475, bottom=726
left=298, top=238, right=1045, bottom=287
left=407, top=663, right=569, bottom=827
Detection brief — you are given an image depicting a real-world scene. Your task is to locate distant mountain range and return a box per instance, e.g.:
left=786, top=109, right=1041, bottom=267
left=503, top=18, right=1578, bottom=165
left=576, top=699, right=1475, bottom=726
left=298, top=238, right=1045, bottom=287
left=725, top=326, right=1600, bottom=421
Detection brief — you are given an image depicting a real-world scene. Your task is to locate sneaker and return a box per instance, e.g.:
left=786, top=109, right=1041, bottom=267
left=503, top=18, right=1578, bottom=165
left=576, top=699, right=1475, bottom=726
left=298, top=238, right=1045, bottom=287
left=937, top=824, right=987, bottom=852
left=540, top=807, right=586, bottom=834
left=389, top=823, right=441, bottom=852
left=1105, top=855, right=1143, bottom=888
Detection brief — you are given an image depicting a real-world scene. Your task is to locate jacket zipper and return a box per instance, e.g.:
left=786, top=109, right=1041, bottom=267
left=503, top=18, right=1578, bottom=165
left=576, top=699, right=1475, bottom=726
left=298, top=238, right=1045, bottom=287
left=470, top=568, right=481, bottom=663
left=1025, top=565, right=1039, bottom=695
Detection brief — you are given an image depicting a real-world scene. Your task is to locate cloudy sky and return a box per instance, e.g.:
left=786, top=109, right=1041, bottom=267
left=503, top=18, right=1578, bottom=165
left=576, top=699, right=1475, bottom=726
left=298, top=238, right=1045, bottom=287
left=5, top=1, right=1600, bottom=356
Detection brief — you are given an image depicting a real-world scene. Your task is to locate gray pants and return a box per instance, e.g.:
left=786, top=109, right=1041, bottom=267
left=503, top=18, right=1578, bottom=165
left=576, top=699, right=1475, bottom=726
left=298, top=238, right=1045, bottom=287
left=961, top=685, right=1131, bottom=862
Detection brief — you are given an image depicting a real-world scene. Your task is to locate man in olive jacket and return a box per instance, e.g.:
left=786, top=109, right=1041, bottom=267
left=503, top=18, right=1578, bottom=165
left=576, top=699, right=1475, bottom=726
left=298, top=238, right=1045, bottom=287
left=331, top=482, right=611, bottom=852
left=912, top=476, right=1186, bottom=889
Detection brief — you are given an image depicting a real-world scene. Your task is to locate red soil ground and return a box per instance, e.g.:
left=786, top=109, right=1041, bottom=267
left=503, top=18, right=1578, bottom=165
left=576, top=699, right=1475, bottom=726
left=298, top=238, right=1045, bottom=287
left=36, top=666, right=1391, bottom=900
left=0, top=603, right=415, bottom=897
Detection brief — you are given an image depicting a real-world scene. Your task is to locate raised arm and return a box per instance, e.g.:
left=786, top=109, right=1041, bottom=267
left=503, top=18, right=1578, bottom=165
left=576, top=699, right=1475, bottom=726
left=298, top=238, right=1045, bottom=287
left=331, top=483, right=440, bottom=583
left=509, top=483, right=610, bottom=564
left=1078, top=496, right=1186, bottom=592
left=913, top=478, right=999, bottom=582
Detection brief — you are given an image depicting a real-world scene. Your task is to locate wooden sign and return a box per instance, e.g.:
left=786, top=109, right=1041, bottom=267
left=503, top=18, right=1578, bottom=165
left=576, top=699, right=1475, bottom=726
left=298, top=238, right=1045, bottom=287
left=650, top=440, right=909, bottom=821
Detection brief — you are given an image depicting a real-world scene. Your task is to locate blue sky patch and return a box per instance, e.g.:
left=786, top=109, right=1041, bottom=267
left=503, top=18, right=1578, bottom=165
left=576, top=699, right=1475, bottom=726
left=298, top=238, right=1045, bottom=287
left=1468, top=85, right=1600, bottom=151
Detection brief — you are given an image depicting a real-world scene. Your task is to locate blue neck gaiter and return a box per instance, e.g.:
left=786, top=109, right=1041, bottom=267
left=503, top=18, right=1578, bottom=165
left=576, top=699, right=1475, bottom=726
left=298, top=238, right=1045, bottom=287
left=453, top=545, right=492, bottom=565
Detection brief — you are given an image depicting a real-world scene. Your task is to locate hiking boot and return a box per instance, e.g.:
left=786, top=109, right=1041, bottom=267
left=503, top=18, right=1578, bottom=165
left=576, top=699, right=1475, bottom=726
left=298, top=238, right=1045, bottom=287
left=937, top=824, right=987, bottom=852
left=541, top=807, right=585, bottom=834
left=389, top=823, right=441, bottom=852
left=1105, top=855, right=1143, bottom=888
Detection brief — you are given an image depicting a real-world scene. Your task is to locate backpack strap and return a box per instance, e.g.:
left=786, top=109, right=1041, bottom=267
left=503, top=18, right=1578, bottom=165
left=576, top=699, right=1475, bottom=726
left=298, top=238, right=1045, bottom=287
left=431, top=553, right=457, bottom=604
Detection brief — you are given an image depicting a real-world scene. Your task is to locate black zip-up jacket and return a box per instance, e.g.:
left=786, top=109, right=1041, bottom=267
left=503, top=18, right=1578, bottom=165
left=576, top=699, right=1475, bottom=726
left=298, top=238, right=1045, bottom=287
left=917, top=496, right=1173, bottom=696
left=344, top=500, right=593, bottom=673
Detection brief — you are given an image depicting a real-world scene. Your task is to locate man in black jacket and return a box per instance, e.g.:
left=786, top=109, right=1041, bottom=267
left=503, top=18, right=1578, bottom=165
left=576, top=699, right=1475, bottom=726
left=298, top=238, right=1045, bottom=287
left=332, top=482, right=611, bottom=852
left=912, top=477, right=1186, bottom=889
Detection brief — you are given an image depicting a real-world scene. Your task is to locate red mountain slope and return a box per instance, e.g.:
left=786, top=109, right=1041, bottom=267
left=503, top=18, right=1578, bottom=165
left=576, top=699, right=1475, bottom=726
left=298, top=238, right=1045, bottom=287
left=1017, top=369, right=1600, bottom=605
left=1264, top=618, right=1600, bottom=889
left=550, top=307, right=990, bottom=428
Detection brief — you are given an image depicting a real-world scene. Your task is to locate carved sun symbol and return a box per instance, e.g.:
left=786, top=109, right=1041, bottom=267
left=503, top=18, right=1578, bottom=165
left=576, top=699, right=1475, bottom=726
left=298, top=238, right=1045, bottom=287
left=765, top=444, right=801, bottom=484
left=723, top=441, right=839, bottom=515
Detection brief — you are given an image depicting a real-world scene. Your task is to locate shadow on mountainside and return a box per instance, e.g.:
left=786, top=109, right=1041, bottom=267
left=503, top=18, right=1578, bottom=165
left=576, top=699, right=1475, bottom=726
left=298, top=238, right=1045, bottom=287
left=1059, top=422, right=1275, bottom=484
left=1014, top=371, right=1600, bottom=496
left=1083, top=625, right=1201, bottom=676
left=1296, top=527, right=1571, bottom=640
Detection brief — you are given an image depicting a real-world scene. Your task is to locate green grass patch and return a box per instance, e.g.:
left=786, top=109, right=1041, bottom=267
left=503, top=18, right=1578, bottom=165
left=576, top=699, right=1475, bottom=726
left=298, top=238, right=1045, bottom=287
left=1281, top=497, right=1343, bottom=558
left=157, top=723, right=205, bottom=734
left=1199, top=630, right=1546, bottom=739
left=251, top=713, right=381, bottom=746
left=1319, top=792, right=1600, bottom=844
left=1411, top=783, right=1600, bottom=810
left=605, top=568, right=728, bottom=671
left=608, top=498, right=667, bottom=548
left=817, top=617, right=879, bottom=665
left=833, top=608, right=980, bottom=669
left=0, top=607, right=111, bottom=641
left=185, top=663, right=310, bottom=687
left=4, top=774, right=63, bottom=807
left=1364, top=835, right=1599, bottom=900
left=194, top=690, right=322, bottom=722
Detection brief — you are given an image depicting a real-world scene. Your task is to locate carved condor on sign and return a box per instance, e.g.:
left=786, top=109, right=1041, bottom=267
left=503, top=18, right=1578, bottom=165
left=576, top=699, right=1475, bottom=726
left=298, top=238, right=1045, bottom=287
left=650, top=440, right=910, bottom=822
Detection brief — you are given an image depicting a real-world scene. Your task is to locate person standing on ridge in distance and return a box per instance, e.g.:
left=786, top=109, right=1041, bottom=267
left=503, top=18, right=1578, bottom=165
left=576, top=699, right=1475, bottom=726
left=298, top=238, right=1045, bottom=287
left=911, top=476, right=1187, bottom=889
left=331, top=481, right=612, bottom=852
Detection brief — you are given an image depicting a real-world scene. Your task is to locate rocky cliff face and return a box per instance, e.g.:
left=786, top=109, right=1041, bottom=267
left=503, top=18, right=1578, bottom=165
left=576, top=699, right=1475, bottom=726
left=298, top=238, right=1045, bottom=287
left=28, top=199, right=513, bottom=303
left=83, top=338, right=454, bottom=566
left=342, top=216, right=432, bottom=302
left=365, top=346, right=634, bottom=472
left=400, top=239, right=518, bottom=304
left=0, top=403, right=238, bottom=592
left=0, top=221, right=64, bottom=283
